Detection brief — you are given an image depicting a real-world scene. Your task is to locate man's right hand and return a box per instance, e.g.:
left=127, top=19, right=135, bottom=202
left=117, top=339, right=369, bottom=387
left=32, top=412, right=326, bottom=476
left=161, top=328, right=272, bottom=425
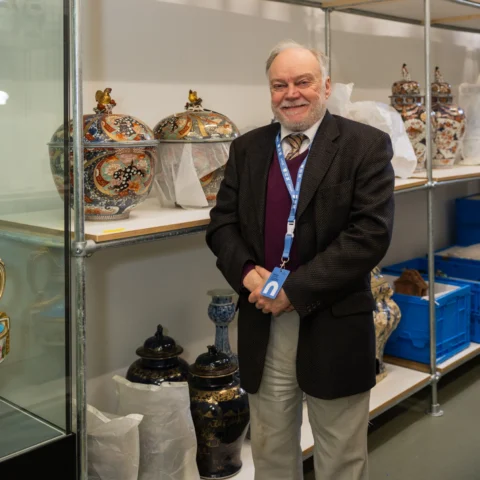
left=243, top=268, right=264, bottom=293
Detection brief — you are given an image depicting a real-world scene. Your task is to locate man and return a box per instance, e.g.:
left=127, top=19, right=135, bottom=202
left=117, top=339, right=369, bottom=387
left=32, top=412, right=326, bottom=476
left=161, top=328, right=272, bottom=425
left=206, top=40, right=395, bottom=480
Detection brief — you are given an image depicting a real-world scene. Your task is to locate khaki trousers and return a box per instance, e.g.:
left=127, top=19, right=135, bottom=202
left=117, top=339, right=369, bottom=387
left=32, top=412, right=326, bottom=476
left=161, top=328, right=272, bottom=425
left=248, top=312, right=370, bottom=480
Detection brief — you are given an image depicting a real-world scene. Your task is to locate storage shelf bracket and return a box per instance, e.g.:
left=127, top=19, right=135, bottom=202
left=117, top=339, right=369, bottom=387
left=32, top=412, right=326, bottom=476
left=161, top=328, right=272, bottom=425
left=72, top=240, right=95, bottom=258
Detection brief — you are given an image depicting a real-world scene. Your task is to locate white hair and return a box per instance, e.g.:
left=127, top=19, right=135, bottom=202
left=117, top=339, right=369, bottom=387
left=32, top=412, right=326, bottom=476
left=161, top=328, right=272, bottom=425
left=265, top=40, right=329, bottom=82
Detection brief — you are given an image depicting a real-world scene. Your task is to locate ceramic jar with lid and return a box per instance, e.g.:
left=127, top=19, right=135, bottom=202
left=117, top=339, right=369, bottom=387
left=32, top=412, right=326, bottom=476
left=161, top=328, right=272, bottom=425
left=153, top=91, right=240, bottom=209
left=431, top=67, right=466, bottom=168
left=126, top=324, right=189, bottom=385
left=390, top=64, right=434, bottom=172
left=371, top=267, right=401, bottom=382
left=189, top=345, right=249, bottom=479
left=48, top=88, right=157, bottom=221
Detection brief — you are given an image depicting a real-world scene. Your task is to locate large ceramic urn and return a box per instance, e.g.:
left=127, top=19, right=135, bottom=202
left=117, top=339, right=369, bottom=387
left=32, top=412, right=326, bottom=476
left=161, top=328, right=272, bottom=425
left=153, top=91, right=240, bottom=209
left=390, top=64, right=434, bottom=172
left=48, top=88, right=157, bottom=221
left=189, top=345, right=249, bottom=479
left=431, top=67, right=466, bottom=168
left=371, top=267, right=401, bottom=382
left=126, top=324, right=189, bottom=385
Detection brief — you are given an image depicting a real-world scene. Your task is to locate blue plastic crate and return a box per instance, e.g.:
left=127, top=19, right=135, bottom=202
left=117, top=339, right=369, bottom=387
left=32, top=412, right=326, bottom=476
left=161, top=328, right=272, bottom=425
left=383, top=257, right=480, bottom=343
left=382, top=273, right=471, bottom=364
left=435, top=247, right=480, bottom=282
left=456, top=195, right=480, bottom=246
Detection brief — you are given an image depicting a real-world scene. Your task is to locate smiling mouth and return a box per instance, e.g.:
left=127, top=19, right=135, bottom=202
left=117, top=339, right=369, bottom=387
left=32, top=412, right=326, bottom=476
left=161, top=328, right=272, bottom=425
left=281, top=104, right=308, bottom=114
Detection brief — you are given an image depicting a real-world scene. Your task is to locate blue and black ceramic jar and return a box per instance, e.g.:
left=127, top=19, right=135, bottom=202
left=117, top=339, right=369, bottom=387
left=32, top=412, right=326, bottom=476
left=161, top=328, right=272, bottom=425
left=126, top=324, right=189, bottom=385
left=189, top=345, right=249, bottom=479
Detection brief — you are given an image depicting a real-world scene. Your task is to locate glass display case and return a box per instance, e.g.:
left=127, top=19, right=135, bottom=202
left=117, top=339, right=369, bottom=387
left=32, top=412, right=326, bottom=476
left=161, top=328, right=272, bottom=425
left=0, top=0, right=74, bottom=476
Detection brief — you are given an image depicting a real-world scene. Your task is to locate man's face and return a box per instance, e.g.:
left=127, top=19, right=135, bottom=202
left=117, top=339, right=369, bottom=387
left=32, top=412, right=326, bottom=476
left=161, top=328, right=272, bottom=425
left=269, top=48, right=331, bottom=132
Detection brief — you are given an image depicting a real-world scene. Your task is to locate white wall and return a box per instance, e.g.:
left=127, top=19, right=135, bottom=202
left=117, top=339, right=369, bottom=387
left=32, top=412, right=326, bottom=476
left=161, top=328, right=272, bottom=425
left=77, top=0, right=480, bottom=413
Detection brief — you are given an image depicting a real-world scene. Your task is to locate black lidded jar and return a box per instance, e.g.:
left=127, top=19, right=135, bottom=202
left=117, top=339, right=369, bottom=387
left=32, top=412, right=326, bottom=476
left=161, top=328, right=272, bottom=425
left=126, top=324, right=189, bottom=385
left=189, top=345, right=249, bottom=479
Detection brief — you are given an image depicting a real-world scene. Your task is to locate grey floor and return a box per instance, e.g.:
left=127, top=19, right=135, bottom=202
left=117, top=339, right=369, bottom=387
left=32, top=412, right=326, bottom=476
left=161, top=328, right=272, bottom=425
left=305, top=356, right=480, bottom=480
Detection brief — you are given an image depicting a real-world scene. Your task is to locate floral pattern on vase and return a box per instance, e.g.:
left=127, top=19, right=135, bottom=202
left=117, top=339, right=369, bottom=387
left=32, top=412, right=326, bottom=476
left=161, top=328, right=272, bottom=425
left=431, top=67, right=466, bottom=168
left=390, top=64, right=435, bottom=173
left=48, top=88, right=158, bottom=221
left=153, top=91, right=240, bottom=209
left=371, top=267, right=401, bottom=382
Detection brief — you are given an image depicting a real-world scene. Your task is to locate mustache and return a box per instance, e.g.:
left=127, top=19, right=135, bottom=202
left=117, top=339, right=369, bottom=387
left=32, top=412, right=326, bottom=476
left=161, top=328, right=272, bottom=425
left=279, top=101, right=310, bottom=108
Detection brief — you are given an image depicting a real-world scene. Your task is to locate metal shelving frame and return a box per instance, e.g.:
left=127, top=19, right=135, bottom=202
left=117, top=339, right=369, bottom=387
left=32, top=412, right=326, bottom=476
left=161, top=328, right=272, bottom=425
left=69, top=0, right=480, bottom=478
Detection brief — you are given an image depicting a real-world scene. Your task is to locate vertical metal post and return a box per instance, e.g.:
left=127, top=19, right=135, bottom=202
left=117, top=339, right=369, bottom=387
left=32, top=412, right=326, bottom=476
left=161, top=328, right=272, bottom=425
left=324, top=8, right=332, bottom=78
left=71, top=0, right=88, bottom=476
left=425, top=0, right=443, bottom=417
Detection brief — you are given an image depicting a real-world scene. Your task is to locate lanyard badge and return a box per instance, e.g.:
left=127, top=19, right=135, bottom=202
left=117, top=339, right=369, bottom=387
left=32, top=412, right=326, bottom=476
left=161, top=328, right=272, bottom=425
left=261, top=133, right=309, bottom=300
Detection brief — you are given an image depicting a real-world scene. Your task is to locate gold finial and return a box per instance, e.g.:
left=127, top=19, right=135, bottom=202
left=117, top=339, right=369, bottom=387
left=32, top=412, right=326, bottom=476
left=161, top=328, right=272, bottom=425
left=401, top=63, right=411, bottom=81
left=435, top=66, right=444, bottom=83
left=185, top=89, right=203, bottom=110
left=94, top=88, right=117, bottom=114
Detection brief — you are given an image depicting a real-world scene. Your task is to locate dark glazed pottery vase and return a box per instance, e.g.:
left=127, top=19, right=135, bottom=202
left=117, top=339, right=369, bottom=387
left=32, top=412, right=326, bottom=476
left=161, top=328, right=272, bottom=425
left=126, top=324, right=189, bottom=385
left=189, top=346, right=249, bottom=479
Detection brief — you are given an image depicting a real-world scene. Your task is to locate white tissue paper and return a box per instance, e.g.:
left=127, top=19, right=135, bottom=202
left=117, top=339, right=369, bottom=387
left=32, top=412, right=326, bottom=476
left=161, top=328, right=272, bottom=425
left=458, top=80, right=480, bottom=165
left=73, top=402, right=142, bottom=480
left=327, top=83, right=417, bottom=179
left=113, top=375, right=200, bottom=480
left=154, top=142, right=230, bottom=209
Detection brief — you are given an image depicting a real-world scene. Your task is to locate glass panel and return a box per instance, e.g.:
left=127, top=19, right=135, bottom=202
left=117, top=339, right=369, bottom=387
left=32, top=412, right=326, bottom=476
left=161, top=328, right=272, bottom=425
left=0, top=0, right=70, bottom=460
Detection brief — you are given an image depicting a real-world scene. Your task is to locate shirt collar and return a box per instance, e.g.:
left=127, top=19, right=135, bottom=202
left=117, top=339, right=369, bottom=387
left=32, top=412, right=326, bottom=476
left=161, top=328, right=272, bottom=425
left=280, top=114, right=325, bottom=144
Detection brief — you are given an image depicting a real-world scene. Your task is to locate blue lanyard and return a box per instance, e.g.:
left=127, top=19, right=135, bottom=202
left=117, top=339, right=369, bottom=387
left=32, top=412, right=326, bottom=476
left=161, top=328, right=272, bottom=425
left=275, top=132, right=309, bottom=268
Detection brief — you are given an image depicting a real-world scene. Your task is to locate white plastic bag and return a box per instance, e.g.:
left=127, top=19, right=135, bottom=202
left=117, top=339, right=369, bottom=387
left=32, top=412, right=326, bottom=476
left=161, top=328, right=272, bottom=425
left=326, top=82, right=354, bottom=118
left=73, top=402, right=142, bottom=480
left=459, top=81, right=480, bottom=165
left=327, top=83, right=417, bottom=179
left=113, top=375, right=200, bottom=480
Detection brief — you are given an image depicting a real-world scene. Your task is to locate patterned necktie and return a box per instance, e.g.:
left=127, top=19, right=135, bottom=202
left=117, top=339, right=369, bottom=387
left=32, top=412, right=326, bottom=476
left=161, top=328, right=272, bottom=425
left=285, top=133, right=307, bottom=161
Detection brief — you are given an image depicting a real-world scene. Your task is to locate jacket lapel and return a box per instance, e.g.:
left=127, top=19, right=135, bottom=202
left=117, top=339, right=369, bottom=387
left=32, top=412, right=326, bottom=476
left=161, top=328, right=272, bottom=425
left=297, top=111, right=340, bottom=220
left=248, top=123, right=279, bottom=262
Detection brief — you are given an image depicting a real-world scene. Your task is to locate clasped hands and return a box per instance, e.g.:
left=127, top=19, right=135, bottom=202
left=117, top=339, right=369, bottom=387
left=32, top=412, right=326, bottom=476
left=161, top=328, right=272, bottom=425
left=243, top=266, right=294, bottom=317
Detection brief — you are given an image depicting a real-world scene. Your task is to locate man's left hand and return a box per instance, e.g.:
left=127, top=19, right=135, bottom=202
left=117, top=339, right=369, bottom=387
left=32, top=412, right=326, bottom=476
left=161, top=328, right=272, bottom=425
left=248, top=266, right=292, bottom=316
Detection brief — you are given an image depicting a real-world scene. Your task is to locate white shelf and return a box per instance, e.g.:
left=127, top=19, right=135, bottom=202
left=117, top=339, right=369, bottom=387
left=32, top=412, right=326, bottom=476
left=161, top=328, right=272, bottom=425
left=437, top=342, right=480, bottom=374
left=0, top=178, right=431, bottom=245
left=394, top=177, right=427, bottom=191
left=411, top=165, right=480, bottom=183
left=299, top=0, right=480, bottom=33
left=236, top=363, right=430, bottom=479
left=0, top=199, right=211, bottom=243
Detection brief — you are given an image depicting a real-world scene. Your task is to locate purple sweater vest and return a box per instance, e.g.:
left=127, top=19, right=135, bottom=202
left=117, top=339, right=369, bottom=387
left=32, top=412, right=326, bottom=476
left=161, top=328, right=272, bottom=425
left=242, top=148, right=309, bottom=281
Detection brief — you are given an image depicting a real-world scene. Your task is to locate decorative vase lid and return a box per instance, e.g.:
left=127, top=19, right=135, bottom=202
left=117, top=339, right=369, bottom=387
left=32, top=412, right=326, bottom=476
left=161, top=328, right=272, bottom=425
left=153, top=90, right=240, bottom=143
left=48, top=88, right=158, bottom=147
left=370, top=267, right=388, bottom=289
left=135, top=324, right=184, bottom=360
left=190, top=345, right=238, bottom=378
left=431, top=67, right=453, bottom=104
left=391, top=64, right=422, bottom=97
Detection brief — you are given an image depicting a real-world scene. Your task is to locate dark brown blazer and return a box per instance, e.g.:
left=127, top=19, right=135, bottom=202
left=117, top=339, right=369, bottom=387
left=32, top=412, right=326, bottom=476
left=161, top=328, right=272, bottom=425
left=206, top=110, right=395, bottom=399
